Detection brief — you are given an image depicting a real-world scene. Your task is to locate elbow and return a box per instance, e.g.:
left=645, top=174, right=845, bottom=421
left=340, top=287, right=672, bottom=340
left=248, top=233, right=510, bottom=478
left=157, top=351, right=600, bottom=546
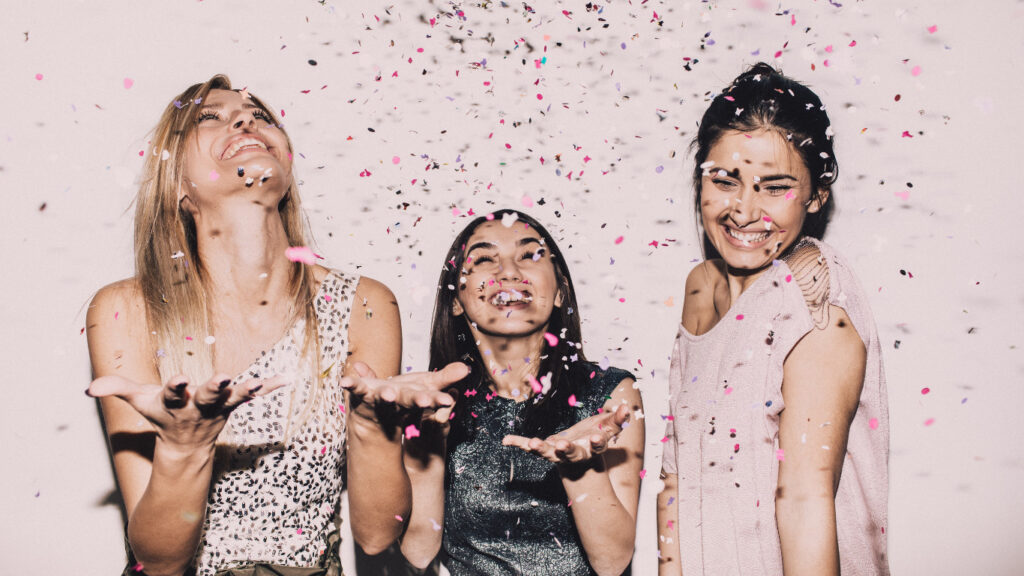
left=355, top=533, right=399, bottom=557
left=402, top=548, right=439, bottom=571
left=589, top=545, right=635, bottom=576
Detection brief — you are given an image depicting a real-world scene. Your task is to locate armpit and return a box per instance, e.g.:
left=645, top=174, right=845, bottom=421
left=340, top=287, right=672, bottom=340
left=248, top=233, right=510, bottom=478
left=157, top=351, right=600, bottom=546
left=783, top=240, right=831, bottom=329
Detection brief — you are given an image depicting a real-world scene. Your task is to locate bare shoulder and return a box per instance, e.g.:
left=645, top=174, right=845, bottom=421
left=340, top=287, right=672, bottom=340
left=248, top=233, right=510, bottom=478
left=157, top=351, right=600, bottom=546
left=681, top=259, right=725, bottom=329
left=87, top=278, right=149, bottom=350
left=346, top=276, right=401, bottom=375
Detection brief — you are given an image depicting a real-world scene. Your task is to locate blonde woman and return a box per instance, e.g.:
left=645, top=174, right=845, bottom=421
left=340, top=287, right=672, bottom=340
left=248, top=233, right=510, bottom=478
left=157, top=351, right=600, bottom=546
left=86, top=75, right=464, bottom=576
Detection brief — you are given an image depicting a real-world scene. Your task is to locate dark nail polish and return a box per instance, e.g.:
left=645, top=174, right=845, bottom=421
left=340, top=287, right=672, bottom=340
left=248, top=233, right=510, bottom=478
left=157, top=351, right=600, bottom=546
left=249, top=384, right=263, bottom=394
left=174, top=382, right=189, bottom=393
left=219, top=379, right=232, bottom=391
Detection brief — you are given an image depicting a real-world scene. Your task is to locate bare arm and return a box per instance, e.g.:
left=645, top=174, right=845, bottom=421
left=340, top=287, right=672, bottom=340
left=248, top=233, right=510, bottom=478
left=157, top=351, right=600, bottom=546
left=504, top=378, right=645, bottom=576
left=87, top=282, right=277, bottom=576
left=343, top=277, right=467, bottom=555
left=656, top=472, right=681, bottom=575
left=398, top=409, right=449, bottom=569
left=776, top=305, right=865, bottom=576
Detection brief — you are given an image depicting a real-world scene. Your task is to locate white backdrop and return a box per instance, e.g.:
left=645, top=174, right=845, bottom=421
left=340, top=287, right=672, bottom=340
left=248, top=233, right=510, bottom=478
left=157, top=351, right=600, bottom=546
left=2, top=1, right=1022, bottom=574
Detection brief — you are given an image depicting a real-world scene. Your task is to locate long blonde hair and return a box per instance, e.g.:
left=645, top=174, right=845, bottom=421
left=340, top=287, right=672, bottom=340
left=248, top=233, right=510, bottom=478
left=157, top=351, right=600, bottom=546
left=134, top=75, right=321, bottom=430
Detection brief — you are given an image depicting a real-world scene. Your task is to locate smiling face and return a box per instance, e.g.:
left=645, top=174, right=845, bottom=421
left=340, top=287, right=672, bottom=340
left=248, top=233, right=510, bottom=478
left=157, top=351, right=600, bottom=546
left=699, top=128, right=825, bottom=273
left=454, top=220, right=563, bottom=338
left=181, top=89, right=292, bottom=210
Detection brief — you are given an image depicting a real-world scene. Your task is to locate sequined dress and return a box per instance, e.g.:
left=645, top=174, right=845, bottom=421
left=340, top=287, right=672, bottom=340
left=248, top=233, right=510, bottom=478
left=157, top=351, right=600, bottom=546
left=442, top=364, right=632, bottom=576
left=188, top=270, right=357, bottom=575
left=662, top=239, right=889, bottom=575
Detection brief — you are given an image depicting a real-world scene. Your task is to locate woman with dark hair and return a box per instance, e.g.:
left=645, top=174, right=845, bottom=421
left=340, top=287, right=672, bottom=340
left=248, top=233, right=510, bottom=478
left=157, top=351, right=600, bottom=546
left=86, top=75, right=463, bottom=576
left=399, top=210, right=645, bottom=576
left=657, top=63, right=889, bottom=575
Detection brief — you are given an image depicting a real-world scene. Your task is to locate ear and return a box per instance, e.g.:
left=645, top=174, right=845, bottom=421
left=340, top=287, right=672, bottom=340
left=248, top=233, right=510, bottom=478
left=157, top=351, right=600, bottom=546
left=554, top=287, right=565, bottom=308
left=807, top=186, right=830, bottom=214
left=452, top=298, right=465, bottom=316
left=178, top=180, right=200, bottom=216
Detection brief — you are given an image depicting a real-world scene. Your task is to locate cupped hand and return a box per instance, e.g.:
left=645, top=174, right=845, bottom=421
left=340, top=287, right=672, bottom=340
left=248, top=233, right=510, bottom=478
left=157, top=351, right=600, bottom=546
left=87, top=373, right=286, bottom=450
left=341, top=361, right=468, bottom=421
left=502, top=404, right=631, bottom=464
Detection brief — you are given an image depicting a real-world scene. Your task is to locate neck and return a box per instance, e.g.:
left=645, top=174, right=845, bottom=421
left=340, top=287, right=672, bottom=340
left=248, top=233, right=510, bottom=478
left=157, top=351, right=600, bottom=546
left=192, top=199, right=296, bottom=309
left=470, top=329, right=548, bottom=400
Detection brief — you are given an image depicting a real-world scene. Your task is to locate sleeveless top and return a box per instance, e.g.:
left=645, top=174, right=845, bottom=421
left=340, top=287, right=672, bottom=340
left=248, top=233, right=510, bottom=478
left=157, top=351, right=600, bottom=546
left=661, top=238, right=889, bottom=575
left=443, top=364, right=633, bottom=576
left=191, top=270, right=358, bottom=575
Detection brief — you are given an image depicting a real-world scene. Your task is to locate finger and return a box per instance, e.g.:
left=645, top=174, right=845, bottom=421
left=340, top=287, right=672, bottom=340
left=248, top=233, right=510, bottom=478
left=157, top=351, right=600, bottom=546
left=612, top=404, right=631, bottom=427
left=161, top=375, right=191, bottom=408
left=502, top=435, right=533, bottom=451
left=251, top=375, right=288, bottom=397
left=87, top=374, right=156, bottom=401
left=352, top=361, right=378, bottom=380
left=432, top=404, right=454, bottom=424
left=589, top=433, right=609, bottom=454
left=415, top=362, right=470, bottom=391
left=193, top=373, right=233, bottom=411
left=554, top=439, right=581, bottom=461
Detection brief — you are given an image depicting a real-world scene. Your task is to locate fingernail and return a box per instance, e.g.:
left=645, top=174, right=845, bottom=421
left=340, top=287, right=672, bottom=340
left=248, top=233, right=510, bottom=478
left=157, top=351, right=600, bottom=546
left=249, top=384, right=263, bottom=394
left=175, top=382, right=189, bottom=393
left=84, top=388, right=94, bottom=397
left=219, top=379, right=232, bottom=391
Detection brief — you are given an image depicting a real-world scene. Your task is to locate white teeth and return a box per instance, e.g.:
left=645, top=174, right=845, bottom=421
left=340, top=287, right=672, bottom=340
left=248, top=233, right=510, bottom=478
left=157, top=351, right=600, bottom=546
left=726, top=227, right=769, bottom=244
left=490, top=290, right=532, bottom=306
left=223, top=138, right=267, bottom=160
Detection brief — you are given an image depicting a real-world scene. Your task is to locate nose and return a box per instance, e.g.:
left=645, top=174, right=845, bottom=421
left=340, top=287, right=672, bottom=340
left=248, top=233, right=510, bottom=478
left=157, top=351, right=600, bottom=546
left=231, top=111, right=258, bottom=130
left=727, top=182, right=763, bottom=227
left=497, top=256, right=523, bottom=283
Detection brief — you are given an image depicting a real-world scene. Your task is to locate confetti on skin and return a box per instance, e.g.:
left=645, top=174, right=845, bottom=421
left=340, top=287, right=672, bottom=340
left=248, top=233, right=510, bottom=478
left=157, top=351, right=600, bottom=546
left=209, top=170, right=220, bottom=181
left=131, top=563, right=145, bottom=573
left=395, top=515, right=403, bottom=522
left=405, top=424, right=420, bottom=439
left=430, top=518, right=441, bottom=531
left=568, top=394, right=577, bottom=407
left=285, top=246, right=317, bottom=264
left=204, top=335, right=216, bottom=345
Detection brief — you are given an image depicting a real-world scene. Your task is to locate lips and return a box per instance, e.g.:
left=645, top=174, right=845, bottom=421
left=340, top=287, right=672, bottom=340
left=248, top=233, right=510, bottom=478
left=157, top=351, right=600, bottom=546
left=723, top=224, right=771, bottom=246
left=489, top=288, right=533, bottom=307
left=221, top=136, right=269, bottom=160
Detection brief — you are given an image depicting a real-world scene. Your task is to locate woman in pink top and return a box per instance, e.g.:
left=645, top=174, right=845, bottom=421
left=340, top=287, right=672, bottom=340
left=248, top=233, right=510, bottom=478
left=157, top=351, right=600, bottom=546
left=657, top=63, right=889, bottom=576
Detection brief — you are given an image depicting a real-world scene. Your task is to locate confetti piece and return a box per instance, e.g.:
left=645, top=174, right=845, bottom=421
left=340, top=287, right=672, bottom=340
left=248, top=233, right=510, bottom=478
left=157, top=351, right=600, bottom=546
left=209, top=170, right=220, bottom=181
left=430, top=518, right=441, bottom=531
left=392, top=156, right=400, bottom=164
left=395, top=515, right=403, bottom=521
left=927, top=25, right=938, bottom=34
left=285, top=246, right=316, bottom=264
left=521, top=194, right=534, bottom=207
left=543, top=332, right=558, bottom=346
left=735, top=314, right=744, bottom=320
left=123, top=77, right=134, bottom=90
left=911, top=65, right=922, bottom=77
left=204, top=335, right=216, bottom=345
left=776, top=449, right=785, bottom=461
left=869, top=418, right=879, bottom=430
left=921, top=387, right=930, bottom=395
left=501, top=212, right=518, bottom=227
left=639, top=469, right=647, bottom=479
left=405, top=424, right=420, bottom=439
left=568, top=394, right=577, bottom=407
left=924, top=418, right=935, bottom=427
left=35, top=73, right=43, bottom=81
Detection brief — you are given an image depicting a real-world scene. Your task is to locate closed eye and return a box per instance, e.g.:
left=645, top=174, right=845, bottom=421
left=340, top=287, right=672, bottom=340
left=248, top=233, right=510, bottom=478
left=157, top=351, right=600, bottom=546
left=252, top=109, right=273, bottom=123
left=198, top=111, right=221, bottom=123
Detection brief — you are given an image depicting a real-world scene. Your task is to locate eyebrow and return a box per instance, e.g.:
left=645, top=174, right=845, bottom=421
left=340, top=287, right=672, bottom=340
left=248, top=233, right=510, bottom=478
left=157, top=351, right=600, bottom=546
left=706, top=167, right=798, bottom=181
left=199, top=102, right=261, bottom=111
left=465, top=237, right=542, bottom=255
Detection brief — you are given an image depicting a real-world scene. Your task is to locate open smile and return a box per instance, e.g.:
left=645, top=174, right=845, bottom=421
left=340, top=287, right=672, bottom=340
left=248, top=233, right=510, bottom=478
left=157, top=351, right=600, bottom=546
left=489, top=289, right=533, bottom=307
left=221, top=136, right=269, bottom=160
left=722, top=224, right=772, bottom=247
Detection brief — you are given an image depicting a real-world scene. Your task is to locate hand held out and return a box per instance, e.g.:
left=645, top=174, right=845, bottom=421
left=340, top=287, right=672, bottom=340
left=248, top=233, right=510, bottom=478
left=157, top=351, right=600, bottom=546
left=502, top=403, right=632, bottom=464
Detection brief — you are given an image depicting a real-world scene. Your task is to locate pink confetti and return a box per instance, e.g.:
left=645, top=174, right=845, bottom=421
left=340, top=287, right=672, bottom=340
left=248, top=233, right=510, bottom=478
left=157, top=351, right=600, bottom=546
left=209, top=170, right=220, bottom=181
left=776, top=448, right=785, bottom=461
left=785, top=274, right=793, bottom=283
left=392, top=156, right=400, bottom=164
left=901, top=131, right=914, bottom=138
left=921, top=387, right=930, bottom=395
left=924, top=418, right=935, bottom=427
left=724, top=387, right=733, bottom=396
left=404, top=424, right=420, bottom=439
left=869, top=418, right=879, bottom=430
left=521, top=194, right=534, bottom=207
left=123, top=77, right=134, bottom=90
left=660, top=435, right=669, bottom=443
left=639, top=469, right=647, bottom=479
left=785, top=191, right=795, bottom=200
left=824, top=45, right=833, bottom=53
left=849, top=40, right=857, bottom=47
left=395, top=515, right=404, bottom=521
left=285, top=246, right=316, bottom=264
left=927, top=25, right=938, bottom=34
left=762, top=216, right=772, bottom=223
left=614, top=235, right=624, bottom=244
left=321, top=446, right=327, bottom=455
left=536, top=93, right=543, bottom=100
left=911, top=65, right=922, bottom=77
left=543, top=332, right=558, bottom=346
left=568, top=394, right=577, bottom=407
left=735, top=314, right=745, bottom=320
left=35, top=73, right=43, bottom=81
left=529, top=376, right=542, bottom=394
